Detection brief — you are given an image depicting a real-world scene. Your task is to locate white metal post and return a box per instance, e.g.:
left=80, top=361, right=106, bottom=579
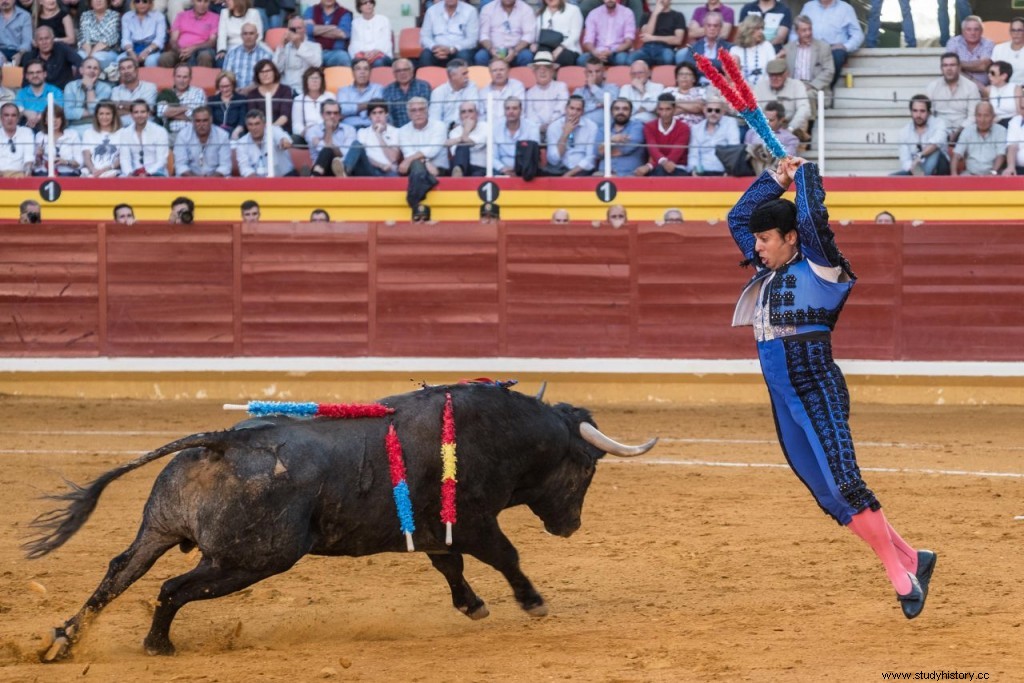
left=817, top=89, right=825, bottom=174
left=603, top=91, right=611, bottom=178
left=46, top=93, right=55, bottom=178
left=486, top=92, right=494, bottom=177
left=264, top=92, right=275, bottom=178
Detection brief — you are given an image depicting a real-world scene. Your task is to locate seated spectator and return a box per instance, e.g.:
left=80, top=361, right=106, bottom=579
left=224, top=24, right=274, bottom=91
left=987, top=61, right=1020, bottom=127
left=308, top=99, right=356, bottom=176
left=741, top=0, right=792, bottom=52
left=113, top=203, right=136, bottom=224
left=0, top=1, right=31, bottom=65
left=236, top=108, right=296, bottom=176
left=543, top=94, right=598, bottom=176
left=245, top=59, right=293, bottom=132
left=636, top=92, right=689, bottom=176
left=310, top=208, right=330, bottom=221
left=574, top=56, right=619, bottom=126
left=951, top=101, right=1007, bottom=176
left=578, top=0, right=635, bottom=67
left=381, top=58, right=432, bottom=128
left=173, top=104, right=232, bottom=176
left=273, top=14, right=322, bottom=92
left=795, top=0, right=862, bottom=91
left=397, top=95, right=447, bottom=177
left=866, top=0, right=912, bottom=49
left=157, top=63, right=207, bottom=140
left=744, top=99, right=798, bottom=159
left=0, top=102, right=34, bottom=176
left=25, top=26, right=82, bottom=89
left=688, top=0, right=734, bottom=44
left=533, top=0, right=584, bottom=67
left=605, top=203, right=627, bottom=228
left=595, top=97, right=645, bottom=176
left=80, top=99, right=121, bottom=176
left=428, top=58, right=479, bottom=128
left=303, top=0, right=352, bottom=68
left=36, top=0, right=75, bottom=48
left=925, top=52, right=980, bottom=141
left=64, top=56, right=113, bottom=129
left=579, top=0, right=643, bottom=28
left=159, top=0, right=219, bottom=68
left=480, top=57, right=526, bottom=122
left=628, top=0, right=686, bottom=67
left=663, top=62, right=705, bottom=127
left=493, top=95, right=541, bottom=175
left=208, top=70, right=248, bottom=139
left=338, top=58, right=383, bottom=129
left=476, top=0, right=536, bottom=67
left=991, top=17, right=1024, bottom=86
left=217, top=0, right=263, bottom=63
left=241, top=199, right=261, bottom=222
left=551, top=208, right=570, bottom=223
left=119, top=0, right=166, bottom=68
left=445, top=100, right=487, bottom=177
left=874, top=210, right=895, bottom=224
left=619, top=59, right=663, bottom=124
left=729, top=15, right=774, bottom=87
left=347, top=100, right=400, bottom=176
left=753, top=58, right=810, bottom=140
left=688, top=97, right=739, bottom=175
left=292, top=66, right=334, bottom=141
left=419, top=0, right=478, bottom=68
left=525, top=51, right=569, bottom=135
left=15, top=60, right=63, bottom=130
left=1002, top=113, right=1024, bottom=175
left=348, top=0, right=392, bottom=68
left=662, top=207, right=683, bottom=223
left=784, top=14, right=834, bottom=110
left=119, top=99, right=169, bottom=176
left=111, top=57, right=157, bottom=126
left=676, top=11, right=732, bottom=78
left=78, top=0, right=122, bottom=71
left=945, top=15, right=993, bottom=88
left=893, top=94, right=948, bottom=176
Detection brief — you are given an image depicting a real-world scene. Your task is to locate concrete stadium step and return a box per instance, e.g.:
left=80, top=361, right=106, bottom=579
left=844, top=47, right=946, bottom=70
left=832, top=86, right=925, bottom=110
left=812, top=149, right=900, bottom=176
left=840, top=70, right=935, bottom=89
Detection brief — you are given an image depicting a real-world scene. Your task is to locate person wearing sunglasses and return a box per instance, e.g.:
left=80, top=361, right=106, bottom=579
left=688, top=96, right=739, bottom=176
left=986, top=60, right=1020, bottom=127
left=120, top=0, right=167, bottom=67
left=0, top=103, right=34, bottom=177
left=727, top=155, right=936, bottom=620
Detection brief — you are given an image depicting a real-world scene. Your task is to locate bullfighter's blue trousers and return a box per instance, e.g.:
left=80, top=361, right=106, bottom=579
left=757, top=335, right=880, bottom=526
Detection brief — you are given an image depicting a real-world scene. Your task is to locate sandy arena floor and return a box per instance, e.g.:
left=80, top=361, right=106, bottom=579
left=0, top=395, right=1021, bottom=682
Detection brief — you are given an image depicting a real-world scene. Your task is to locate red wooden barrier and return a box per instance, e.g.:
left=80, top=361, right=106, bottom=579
left=1, top=222, right=1021, bottom=361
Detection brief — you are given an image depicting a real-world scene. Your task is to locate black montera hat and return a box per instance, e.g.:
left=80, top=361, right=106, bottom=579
left=749, top=198, right=797, bottom=234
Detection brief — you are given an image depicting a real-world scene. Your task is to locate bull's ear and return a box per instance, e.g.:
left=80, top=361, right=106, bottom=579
left=579, top=423, right=657, bottom=458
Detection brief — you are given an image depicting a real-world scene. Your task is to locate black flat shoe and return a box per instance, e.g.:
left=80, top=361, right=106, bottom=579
left=897, top=574, right=925, bottom=619
left=916, top=549, right=937, bottom=597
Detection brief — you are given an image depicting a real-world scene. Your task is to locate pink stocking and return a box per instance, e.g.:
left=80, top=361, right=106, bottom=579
left=847, top=508, right=913, bottom=595
left=886, top=522, right=918, bottom=574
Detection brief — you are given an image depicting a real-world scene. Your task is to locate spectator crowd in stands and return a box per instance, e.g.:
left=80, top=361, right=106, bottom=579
left=1, top=0, right=1021, bottom=182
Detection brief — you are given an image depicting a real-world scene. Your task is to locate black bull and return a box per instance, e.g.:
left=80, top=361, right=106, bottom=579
left=26, top=384, right=656, bottom=661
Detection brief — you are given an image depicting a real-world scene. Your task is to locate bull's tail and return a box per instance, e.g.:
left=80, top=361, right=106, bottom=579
left=23, top=431, right=238, bottom=559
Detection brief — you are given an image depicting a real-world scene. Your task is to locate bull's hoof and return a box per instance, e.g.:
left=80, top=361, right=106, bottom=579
left=39, top=627, right=72, bottom=663
left=523, top=602, right=548, bottom=618
left=143, top=636, right=176, bottom=656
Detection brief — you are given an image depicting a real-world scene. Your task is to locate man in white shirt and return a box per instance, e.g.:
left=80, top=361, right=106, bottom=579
left=1001, top=114, right=1024, bottom=175
left=893, top=95, right=948, bottom=176
left=479, top=58, right=525, bottom=122
left=0, top=102, right=34, bottom=177
left=543, top=95, right=598, bottom=176
left=309, top=99, right=357, bottom=177
left=419, top=0, right=479, bottom=68
left=618, top=59, right=664, bottom=124
left=398, top=96, right=448, bottom=177
left=157, top=63, right=207, bottom=141
left=429, top=58, right=480, bottom=129
left=347, top=100, right=401, bottom=176
left=236, top=109, right=296, bottom=177
left=925, top=52, right=980, bottom=141
left=119, top=100, right=170, bottom=176
left=753, top=59, right=811, bottom=141
left=274, top=15, right=323, bottom=92
left=173, top=105, right=231, bottom=176
left=446, top=100, right=488, bottom=177
left=525, top=51, right=569, bottom=135
left=493, top=95, right=540, bottom=175
left=110, top=57, right=158, bottom=127
left=688, top=97, right=740, bottom=175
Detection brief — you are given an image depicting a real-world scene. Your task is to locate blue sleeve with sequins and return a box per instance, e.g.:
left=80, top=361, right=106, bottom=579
left=794, top=163, right=846, bottom=269
left=726, top=170, right=785, bottom=263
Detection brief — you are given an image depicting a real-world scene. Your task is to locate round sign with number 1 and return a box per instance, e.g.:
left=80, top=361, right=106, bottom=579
left=40, top=179, right=62, bottom=203
left=595, top=180, right=617, bottom=203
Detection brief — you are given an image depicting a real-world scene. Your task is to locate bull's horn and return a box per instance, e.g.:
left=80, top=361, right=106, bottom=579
left=535, top=381, right=547, bottom=401
left=579, top=423, right=657, bottom=458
